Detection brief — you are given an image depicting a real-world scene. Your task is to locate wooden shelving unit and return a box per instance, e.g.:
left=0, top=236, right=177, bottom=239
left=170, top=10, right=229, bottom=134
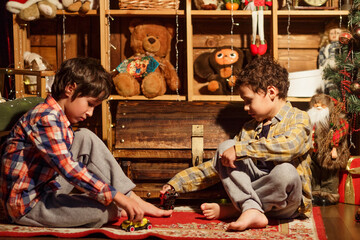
left=10, top=0, right=352, bottom=197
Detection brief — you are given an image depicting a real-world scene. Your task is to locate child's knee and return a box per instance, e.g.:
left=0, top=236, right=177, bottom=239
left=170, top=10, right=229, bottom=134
left=271, top=163, right=300, bottom=187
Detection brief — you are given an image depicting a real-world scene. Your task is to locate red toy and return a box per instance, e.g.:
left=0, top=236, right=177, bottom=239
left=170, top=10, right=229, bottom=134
left=159, top=188, right=179, bottom=210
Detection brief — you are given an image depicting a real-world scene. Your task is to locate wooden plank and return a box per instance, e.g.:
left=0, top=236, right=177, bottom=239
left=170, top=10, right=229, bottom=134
left=113, top=149, right=215, bottom=159
left=278, top=34, right=321, bottom=49
left=115, top=101, right=250, bottom=150
left=278, top=49, right=319, bottom=72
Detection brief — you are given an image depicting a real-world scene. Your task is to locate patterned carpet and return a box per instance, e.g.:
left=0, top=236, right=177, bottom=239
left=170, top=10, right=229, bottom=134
left=0, top=206, right=326, bottom=240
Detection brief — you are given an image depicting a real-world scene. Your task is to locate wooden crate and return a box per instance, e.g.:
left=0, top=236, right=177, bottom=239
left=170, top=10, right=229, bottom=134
left=114, top=101, right=251, bottom=198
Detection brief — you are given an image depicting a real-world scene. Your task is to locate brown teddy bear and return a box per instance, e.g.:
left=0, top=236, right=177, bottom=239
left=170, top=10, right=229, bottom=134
left=113, top=19, right=180, bottom=99
left=6, top=0, right=62, bottom=21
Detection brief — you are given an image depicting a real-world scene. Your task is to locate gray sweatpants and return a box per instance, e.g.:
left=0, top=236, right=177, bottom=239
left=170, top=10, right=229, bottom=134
left=15, top=128, right=136, bottom=228
left=215, top=140, right=302, bottom=219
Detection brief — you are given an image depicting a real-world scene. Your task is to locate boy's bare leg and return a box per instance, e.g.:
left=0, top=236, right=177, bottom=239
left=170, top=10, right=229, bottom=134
left=227, top=209, right=268, bottom=231
left=121, top=191, right=173, bottom=218
left=200, top=203, right=239, bottom=220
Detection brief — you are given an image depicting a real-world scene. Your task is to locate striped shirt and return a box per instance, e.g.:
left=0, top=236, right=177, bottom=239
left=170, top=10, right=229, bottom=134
left=169, top=102, right=313, bottom=218
left=0, top=95, right=116, bottom=221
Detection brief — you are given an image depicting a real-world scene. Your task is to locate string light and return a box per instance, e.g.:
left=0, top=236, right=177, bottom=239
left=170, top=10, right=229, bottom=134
left=174, top=2, right=183, bottom=101
left=62, top=15, right=67, bottom=61
left=229, top=0, right=239, bottom=101
left=286, top=2, right=291, bottom=71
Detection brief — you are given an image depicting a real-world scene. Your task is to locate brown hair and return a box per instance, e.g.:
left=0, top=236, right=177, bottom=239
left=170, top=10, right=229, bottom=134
left=51, top=57, right=112, bottom=101
left=236, top=55, right=289, bottom=99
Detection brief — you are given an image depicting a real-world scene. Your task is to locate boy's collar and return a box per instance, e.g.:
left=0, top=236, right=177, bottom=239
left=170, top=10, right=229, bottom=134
left=45, top=95, right=71, bottom=128
left=273, top=101, right=292, bottom=123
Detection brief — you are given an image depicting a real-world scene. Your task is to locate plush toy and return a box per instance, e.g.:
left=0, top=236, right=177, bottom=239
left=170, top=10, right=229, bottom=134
left=23, top=51, right=54, bottom=93
left=307, top=93, right=350, bottom=206
left=193, top=0, right=223, bottom=10
left=61, top=0, right=97, bottom=13
left=194, top=46, right=251, bottom=95
left=6, top=0, right=62, bottom=21
left=243, top=0, right=272, bottom=56
left=113, top=20, right=180, bottom=99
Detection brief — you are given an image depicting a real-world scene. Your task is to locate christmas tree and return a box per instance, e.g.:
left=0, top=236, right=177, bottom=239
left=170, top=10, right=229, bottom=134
left=323, top=0, right=360, bottom=147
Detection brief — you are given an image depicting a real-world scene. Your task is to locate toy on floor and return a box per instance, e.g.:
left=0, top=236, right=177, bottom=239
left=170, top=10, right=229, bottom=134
left=356, top=208, right=360, bottom=222
left=159, top=188, right=179, bottom=210
left=120, top=218, right=152, bottom=232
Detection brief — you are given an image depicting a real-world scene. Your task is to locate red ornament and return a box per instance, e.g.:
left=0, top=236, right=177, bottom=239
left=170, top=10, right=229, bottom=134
left=339, top=31, right=352, bottom=44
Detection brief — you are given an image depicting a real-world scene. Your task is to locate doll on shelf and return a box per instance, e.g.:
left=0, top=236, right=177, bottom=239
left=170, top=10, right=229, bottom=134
left=244, top=0, right=272, bottom=56
left=318, top=20, right=346, bottom=70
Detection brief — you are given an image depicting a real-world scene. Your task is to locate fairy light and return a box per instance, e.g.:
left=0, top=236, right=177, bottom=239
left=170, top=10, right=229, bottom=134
left=229, top=0, right=239, bottom=100
left=174, top=4, right=183, bottom=101
left=62, top=15, right=67, bottom=61
left=286, top=2, right=291, bottom=70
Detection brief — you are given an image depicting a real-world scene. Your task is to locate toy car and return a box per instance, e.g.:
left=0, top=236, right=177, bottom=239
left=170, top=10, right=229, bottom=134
left=159, top=188, right=179, bottom=210
left=120, top=218, right=152, bottom=232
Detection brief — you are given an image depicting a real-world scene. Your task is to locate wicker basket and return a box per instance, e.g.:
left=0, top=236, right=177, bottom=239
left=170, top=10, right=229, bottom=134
left=119, top=0, right=180, bottom=10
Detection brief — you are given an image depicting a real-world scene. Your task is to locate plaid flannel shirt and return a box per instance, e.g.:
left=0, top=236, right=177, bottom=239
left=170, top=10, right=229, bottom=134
left=168, top=102, right=313, bottom=218
left=0, top=96, right=117, bottom=221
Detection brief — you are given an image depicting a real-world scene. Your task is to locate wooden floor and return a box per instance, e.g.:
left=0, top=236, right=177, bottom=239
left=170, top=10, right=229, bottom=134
left=0, top=203, right=359, bottom=240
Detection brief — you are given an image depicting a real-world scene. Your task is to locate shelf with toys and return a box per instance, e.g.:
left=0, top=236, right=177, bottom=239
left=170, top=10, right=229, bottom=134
left=8, top=0, right=359, bottom=197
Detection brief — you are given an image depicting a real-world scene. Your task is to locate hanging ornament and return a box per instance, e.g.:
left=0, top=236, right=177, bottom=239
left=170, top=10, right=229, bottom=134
left=352, top=23, right=360, bottom=40
left=350, top=80, right=360, bottom=95
left=339, top=30, right=353, bottom=44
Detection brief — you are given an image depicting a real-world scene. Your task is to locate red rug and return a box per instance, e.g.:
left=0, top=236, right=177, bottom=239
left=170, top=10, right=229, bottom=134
left=0, top=206, right=327, bottom=239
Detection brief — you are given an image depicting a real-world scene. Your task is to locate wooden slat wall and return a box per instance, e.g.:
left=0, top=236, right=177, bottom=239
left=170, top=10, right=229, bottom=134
left=115, top=101, right=250, bottom=150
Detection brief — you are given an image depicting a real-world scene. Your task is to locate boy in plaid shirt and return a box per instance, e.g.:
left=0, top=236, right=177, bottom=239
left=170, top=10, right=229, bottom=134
left=1, top=57, right=172, bottom=227
left=161, top=55, right=312, bottom=231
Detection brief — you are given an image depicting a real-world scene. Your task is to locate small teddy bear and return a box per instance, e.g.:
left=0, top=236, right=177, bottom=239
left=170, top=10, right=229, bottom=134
left=113, top=19, right=180, bottom=99
left=6, top=0, right=62, bottom=21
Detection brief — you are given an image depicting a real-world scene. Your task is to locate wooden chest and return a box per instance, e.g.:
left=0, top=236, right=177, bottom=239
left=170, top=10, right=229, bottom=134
left=114, top=101, right=251, bottom=199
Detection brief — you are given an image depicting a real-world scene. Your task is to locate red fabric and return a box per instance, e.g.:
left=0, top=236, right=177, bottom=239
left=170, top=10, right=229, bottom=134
left=339, top=157, right=360, bottom=205
left=7, top=0, right=28, bottom=4
left=0, top=209, right=327, bottom=240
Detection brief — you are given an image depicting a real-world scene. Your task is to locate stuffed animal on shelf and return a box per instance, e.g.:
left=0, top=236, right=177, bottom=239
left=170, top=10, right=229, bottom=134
left=6, top=0, right=62, bottom=21
left=307, top=93, right=350, bottom=206
left=193, top=0, right=223, bottom=10
left=194, top=46, right=251, bottom=95
left=60, top=0, right=97, bottom=13
left=243, top=0, right=272, bottom=56
left=23, top=51, right=54, bottom=94
left=113, top=19, right=180, bottom=99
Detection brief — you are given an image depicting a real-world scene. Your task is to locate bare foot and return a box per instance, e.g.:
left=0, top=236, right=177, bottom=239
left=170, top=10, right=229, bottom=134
left=200, top=203, right=239, bottom=220
left=227, top=208, right=268, bottom=231
left=130, top=191, right=173, bottom=217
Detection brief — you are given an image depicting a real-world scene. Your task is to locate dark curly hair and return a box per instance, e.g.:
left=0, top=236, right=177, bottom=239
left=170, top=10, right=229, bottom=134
left=51, top=57, right=113, bottom=101
left=236, top=55, right=289, bottom=99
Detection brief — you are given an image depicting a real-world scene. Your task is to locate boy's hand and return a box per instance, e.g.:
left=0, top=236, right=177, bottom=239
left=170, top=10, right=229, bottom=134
left=114, top=192, right=144, bottom=222
left=160, top=184, right=172, bottom=195
left=220, top=146, right=237, bottom=168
